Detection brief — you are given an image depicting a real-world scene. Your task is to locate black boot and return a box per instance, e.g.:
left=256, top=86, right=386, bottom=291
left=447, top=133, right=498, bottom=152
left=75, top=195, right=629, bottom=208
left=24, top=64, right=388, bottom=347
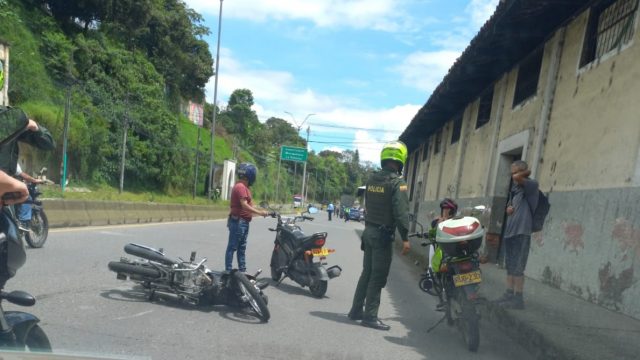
left=361, top=317, right=390, bottom=331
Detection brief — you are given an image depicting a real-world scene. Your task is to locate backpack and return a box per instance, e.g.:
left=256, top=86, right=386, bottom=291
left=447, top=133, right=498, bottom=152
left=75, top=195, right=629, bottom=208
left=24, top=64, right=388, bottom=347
left=528, top=191, right=550, bottom=233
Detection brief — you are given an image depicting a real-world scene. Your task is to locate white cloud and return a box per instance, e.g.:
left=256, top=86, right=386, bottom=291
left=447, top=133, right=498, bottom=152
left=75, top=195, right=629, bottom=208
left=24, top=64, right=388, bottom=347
left=391, top=0, right=499, bottom=93
left=393, top=50, right=461, bottom=93
left=466, top=0, right=500, bottom=27
left=185, top=0, right=414, bottom=32
left=205, top=49, right=420, bottom=158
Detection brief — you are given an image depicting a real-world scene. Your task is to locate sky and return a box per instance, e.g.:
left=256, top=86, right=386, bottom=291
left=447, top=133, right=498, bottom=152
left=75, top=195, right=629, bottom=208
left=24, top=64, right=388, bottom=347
left=184, top=0, right=500, bottom=164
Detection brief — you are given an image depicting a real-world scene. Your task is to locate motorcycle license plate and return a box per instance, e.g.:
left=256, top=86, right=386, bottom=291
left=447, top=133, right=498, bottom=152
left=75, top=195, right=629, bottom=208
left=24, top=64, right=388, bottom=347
left=453, top=271, right=482, bottom=287
left=311, top=248, right=330, bottom=256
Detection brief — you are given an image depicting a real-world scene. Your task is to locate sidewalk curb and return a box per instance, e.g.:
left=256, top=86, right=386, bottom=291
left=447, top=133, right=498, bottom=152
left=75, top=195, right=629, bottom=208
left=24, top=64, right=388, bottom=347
left=478, top=301, right=573, bottom=360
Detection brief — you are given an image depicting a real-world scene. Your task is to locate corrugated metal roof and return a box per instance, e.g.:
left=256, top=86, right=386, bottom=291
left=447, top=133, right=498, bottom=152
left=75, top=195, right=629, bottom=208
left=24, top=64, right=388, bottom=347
left=400, top=0, right=590, bottom=151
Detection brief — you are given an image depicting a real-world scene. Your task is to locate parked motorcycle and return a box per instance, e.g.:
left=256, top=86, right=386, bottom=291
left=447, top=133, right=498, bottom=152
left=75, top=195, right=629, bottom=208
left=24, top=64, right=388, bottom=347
left=0, top=115, right=52, bottom=351
left=266, top=205, right=342, bottom=298
left=409, top=211, right=485, bottom=352
left=108, top=243, right=271, bottom=322
left=6, top=175, right=49, bottom=249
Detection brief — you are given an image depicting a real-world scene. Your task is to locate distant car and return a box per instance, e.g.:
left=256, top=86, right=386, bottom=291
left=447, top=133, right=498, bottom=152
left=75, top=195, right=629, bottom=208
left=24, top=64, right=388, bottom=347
left=348, top=207, right=362, bottom=222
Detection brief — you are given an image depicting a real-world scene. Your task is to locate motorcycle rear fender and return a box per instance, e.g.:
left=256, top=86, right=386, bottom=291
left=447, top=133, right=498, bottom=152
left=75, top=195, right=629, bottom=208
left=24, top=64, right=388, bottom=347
left=4, top=311, right=40, bottom=345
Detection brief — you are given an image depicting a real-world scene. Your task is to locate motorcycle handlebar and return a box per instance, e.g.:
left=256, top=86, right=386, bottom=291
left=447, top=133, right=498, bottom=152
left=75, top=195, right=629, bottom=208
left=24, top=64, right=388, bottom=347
left=408, top=232, right=424, bottom=238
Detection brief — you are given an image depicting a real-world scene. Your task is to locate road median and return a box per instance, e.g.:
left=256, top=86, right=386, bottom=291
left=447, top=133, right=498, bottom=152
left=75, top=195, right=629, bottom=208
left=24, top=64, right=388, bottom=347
left=43, top=199, right=228, bottom=228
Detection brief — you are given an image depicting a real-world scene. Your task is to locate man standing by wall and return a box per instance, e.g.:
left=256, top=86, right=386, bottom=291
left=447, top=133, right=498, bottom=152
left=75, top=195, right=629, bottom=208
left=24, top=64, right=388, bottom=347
left=348, top=141, right=411, bottom=330
left=495, top=160, right=539, bottom=309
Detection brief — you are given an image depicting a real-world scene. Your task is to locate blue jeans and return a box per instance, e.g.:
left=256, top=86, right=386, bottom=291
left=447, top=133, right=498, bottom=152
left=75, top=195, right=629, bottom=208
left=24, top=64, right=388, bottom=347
left=16, top=195, right=32, bottom=222
left=225, top=218, right=250, bottom=272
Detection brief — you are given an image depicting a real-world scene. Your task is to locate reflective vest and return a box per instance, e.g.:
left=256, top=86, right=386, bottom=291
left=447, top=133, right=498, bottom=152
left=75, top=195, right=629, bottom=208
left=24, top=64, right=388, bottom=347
left=364, top=170, right=395, bottom=227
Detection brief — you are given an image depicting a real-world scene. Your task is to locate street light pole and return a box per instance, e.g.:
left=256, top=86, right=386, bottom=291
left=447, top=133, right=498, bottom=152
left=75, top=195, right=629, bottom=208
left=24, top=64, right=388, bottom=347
left=301, top=125, right=310, bottom=207
left=208, top=0, right=224, bottom=200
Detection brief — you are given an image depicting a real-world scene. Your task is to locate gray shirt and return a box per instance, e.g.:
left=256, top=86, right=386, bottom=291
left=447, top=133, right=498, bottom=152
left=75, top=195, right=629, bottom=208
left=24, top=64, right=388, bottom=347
left=504, top=178, right=539, bottom=238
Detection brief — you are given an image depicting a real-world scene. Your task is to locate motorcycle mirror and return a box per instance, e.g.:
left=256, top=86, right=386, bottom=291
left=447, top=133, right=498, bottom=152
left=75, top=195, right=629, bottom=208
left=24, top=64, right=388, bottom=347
left=190, top=251, right=196, bottom=262
left=259, top=201, right=269, bottom=209
left=474, top=205, right=486, bottom=211
left=39, top=167, right=47, bottom=175
left=308, top=207, right=318, bottom=214
left=408, top=213, right=415, bottom=222
left=0, top=109, right=29, bottom=146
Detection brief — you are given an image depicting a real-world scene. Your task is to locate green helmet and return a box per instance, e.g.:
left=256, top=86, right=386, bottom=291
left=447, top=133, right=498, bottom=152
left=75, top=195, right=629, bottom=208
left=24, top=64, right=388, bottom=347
left=380, top=140, right=408, bottom=168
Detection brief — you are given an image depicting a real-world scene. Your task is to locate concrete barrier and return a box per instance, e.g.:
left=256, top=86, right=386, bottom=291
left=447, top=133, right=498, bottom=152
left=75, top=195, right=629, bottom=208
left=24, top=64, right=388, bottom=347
left=42, top=199, right=228, bottom=228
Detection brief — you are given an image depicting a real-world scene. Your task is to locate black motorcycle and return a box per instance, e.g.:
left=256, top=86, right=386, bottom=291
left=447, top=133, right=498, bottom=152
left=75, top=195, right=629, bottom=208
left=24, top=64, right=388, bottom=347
left=0, top=113, right=52, bottom=351
left=267, top=206, right=342, bottom=298
left=409, top=212, right=485, bottom=352
left=20, top=182, right=48, bottom=249
left=7, top=180, right=49, bottom=249
left=108, top=243, right=271, bottom=322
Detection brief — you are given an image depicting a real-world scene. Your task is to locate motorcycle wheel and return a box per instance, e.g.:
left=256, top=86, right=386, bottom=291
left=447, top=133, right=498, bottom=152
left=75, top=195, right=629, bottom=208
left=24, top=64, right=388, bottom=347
left=108, top=261, right=161, bottom=279
left=270, top=247, right=282, bottom=281
left=25, top=210, right=49, bottom=248
left=24, top=325, right=52, bottom=352
left=234, top=271, right=270, bottom=322
left=456, top=292, right=480, bottom=352
left=309, top=280, right=327, bottom=298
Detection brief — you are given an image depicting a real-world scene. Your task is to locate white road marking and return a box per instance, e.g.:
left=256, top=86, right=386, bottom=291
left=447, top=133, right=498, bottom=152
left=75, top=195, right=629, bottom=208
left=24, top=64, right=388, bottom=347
left=114, top=310, right=154, bottom=321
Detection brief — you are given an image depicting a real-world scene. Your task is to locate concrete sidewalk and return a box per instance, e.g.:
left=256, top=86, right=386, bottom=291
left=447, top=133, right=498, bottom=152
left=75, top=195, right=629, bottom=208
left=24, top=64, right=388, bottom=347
left=477, top=263, right=640, bottom=360
left=394, top=237, right=640, bottom=360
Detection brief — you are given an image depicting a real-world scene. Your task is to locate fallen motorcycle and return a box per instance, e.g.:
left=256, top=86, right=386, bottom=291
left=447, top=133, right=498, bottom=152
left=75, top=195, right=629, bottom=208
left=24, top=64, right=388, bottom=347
left=409, top=212, right=485, bottom=352
left=108, top=243, right=271, bottom=322
left=266, top=205, right=342, bottom=298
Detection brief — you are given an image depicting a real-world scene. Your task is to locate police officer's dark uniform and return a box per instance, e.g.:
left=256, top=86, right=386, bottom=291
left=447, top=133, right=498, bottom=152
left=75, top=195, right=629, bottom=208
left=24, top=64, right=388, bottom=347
left=349, top=141, right=409, bottom=331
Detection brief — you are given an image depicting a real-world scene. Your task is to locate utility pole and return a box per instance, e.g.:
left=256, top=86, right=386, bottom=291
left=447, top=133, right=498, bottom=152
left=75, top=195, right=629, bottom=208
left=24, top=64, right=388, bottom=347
left=193, top=125, right=201, bottom=198
left=208, top=0, right=224, bottom=200
left=276, top=146, right=282, bottom=203
left=119, top=94, right=129, bottom=194
left=301, top=126, right=310, bottom=207
left=61, top=84, right=71, bottom=194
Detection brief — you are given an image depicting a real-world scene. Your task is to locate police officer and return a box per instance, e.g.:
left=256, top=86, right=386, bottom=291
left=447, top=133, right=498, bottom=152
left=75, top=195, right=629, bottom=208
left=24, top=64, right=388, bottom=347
left=348, top=140, right=411, bottom=330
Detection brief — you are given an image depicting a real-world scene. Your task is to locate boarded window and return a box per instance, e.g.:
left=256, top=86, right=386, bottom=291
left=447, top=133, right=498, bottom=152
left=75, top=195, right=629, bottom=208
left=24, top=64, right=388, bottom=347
left=422, top=138, right=430, bottom=161
left=451, top=117, right=463, bottom=144
left=434, top=128, right=442, bottom=154
left=581, top=0, right=638, bottom=66
left=476, top=88, right=493, bottom=129
left=512, top=48, right=543, bottom=107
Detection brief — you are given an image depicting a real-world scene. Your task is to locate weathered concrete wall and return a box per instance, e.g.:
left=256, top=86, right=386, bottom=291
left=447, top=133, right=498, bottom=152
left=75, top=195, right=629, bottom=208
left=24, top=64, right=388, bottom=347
left=438, top=122, right=459, bottom=198
left=527, top=188, right=640, bottom=319
left=538, top=11, right=640, bottom=191
left=44, top=199, right=229, bottom=228
left=407, top=5, right=640, bottom=320
left=458, top=100, right=493, bottom=199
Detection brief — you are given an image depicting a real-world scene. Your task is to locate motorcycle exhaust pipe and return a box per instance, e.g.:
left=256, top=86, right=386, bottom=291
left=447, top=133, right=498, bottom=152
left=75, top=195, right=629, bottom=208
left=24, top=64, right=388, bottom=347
left=327, top=265, right=342, bottom=279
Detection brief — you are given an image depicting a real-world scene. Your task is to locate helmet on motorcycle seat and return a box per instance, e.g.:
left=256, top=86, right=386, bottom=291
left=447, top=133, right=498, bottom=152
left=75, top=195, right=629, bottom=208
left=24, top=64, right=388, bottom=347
left=237, top=163, right=257, bottom=186
left=380, top=141, right=408, bottom=172
left=439, top=198, right=458, bottom=216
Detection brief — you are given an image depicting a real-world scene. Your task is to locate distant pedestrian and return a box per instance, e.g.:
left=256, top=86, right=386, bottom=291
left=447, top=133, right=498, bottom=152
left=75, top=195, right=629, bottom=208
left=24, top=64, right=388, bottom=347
left=495, top=160, right=539, bottom=310
left=327, top=202, right=335, bottom=221
left=344, top=207, right=350, bottom=222
left=225, top=163, right=269, bottom=272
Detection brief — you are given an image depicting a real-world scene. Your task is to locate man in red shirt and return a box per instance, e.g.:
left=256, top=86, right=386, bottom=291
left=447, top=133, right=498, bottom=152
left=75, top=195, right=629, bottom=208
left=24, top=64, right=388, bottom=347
left=226, top=163, right=269, bottom=272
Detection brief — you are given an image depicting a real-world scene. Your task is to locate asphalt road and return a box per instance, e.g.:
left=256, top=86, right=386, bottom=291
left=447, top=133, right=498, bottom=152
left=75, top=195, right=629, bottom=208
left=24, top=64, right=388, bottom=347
left=5, top=213, right=534, bottom=360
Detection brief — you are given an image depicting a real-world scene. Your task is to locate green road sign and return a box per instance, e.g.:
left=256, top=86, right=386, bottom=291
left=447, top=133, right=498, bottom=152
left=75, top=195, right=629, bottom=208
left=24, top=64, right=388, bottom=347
left=280, top=146, right=308, bottom=162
